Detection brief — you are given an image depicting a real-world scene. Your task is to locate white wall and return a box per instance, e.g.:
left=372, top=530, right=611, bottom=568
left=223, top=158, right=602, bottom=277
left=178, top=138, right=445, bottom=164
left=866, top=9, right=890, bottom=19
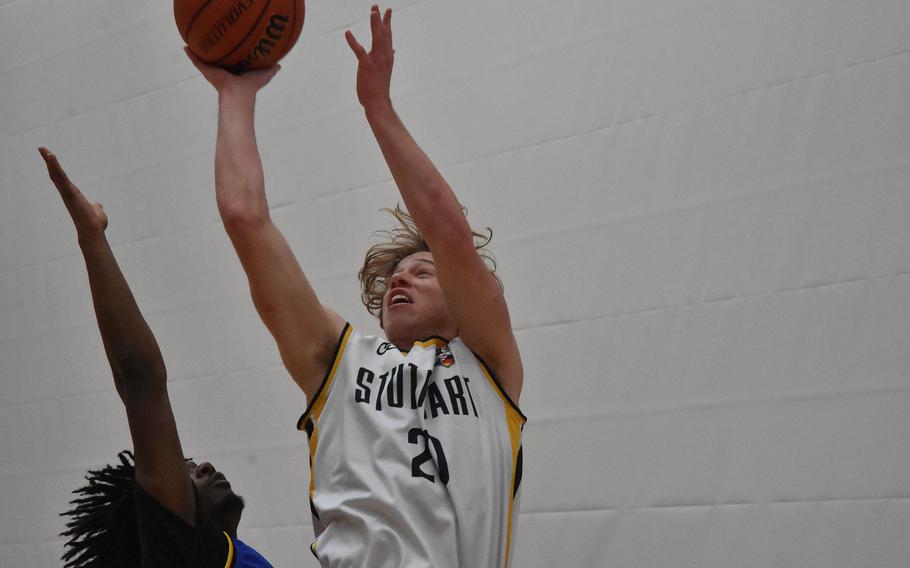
left=2, top=0, right=910, bottom=566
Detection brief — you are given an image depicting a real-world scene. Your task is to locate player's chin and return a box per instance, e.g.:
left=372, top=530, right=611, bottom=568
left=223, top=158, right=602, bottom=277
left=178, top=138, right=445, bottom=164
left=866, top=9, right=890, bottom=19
left=213, top=488, right=246, bottom=515
left=226, top=491, right=245, bottom=512
left=385, top=312, right=420, bottom=338
left=382, top=306, right=409, bottom=327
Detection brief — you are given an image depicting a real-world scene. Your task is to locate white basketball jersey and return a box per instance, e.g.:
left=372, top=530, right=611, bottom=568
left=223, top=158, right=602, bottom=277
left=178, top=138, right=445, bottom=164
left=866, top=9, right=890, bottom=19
left=297, top=324, right=526, bottom=568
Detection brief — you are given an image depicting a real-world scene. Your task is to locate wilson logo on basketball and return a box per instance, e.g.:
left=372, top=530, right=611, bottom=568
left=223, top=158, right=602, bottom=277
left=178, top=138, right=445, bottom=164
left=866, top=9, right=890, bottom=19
left=176, top=0, right=304, bottom=71
left=234, top=13, right=289, bottom=72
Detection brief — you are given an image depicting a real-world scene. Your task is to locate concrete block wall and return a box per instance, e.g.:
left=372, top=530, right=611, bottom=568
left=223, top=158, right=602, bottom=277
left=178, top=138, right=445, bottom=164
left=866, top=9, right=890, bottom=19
left=2, top=0, right=909, bottom=566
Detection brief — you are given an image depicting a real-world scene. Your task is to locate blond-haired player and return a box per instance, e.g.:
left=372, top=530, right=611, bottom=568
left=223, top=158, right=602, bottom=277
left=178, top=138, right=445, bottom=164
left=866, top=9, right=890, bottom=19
left=187, top=5, right=525, bottom=566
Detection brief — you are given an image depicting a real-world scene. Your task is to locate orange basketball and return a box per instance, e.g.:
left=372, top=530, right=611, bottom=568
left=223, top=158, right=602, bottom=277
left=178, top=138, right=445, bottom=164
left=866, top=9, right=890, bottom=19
left=175, top=0, right=305, bottom=72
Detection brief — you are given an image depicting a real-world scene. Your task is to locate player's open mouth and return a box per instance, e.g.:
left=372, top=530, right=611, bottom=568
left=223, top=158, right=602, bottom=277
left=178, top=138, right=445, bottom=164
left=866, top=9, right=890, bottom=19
left=389, top=289, right=412, bottom=307
left=212, top=473, right=231, bottom=488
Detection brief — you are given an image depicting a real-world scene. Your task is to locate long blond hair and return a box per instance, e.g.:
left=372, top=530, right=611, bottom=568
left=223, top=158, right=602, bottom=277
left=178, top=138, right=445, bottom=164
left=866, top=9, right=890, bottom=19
left=359, top=205, right=500, bottom=319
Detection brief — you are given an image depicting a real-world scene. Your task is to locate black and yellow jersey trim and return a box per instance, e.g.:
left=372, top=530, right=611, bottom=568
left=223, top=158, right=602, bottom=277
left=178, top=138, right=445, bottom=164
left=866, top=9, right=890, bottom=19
left=471, top=350, right=527, bottom=423
left=471, top=351, right=526, bottom=568
left=397, top=335, right=451, bottom=354
left=221, top=531, right=235, bottom=568
left=297, top=322, right=353, bottom=430
left=296, top=323, right=354, bottom=515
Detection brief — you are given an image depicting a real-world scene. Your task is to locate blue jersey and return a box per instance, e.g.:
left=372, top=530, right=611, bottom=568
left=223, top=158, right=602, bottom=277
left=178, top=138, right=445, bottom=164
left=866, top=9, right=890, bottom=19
left=230, top=536, right=273, bottom=568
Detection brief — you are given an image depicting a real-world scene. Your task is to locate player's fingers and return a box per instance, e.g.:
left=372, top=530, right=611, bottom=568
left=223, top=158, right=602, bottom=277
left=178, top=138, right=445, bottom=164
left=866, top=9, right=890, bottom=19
left=38, top=148, right=87, bottom=221
left=383, top=8, right=393, bottom=50
left=264, top=65, right=280, bottom=85
left=38, top=148, right=75, bottom=194
left=256, top=64, right=280, bottom=83
left=370, top=5, right=384, bottom=51
left=345, top=30, right=368, bottom=60
left=185, top=47, right=221, bottom=82
left=183, top=46, right=206, bottom=70
left=184, top=46, right=227, bottom=81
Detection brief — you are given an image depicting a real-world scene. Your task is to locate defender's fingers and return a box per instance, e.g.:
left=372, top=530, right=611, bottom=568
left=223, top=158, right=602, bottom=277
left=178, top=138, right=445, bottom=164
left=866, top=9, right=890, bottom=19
left=38, top=148, right=75, bottom=192
left=345, top=31, right=368, bottom=60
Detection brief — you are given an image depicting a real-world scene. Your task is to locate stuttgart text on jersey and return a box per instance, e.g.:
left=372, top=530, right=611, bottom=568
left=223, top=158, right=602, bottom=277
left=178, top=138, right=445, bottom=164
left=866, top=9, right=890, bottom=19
left=353, top=363, right=481, bottom=420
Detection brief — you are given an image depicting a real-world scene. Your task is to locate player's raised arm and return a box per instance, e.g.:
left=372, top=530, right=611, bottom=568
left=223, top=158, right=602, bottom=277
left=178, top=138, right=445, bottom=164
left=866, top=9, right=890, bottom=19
left=185, top=51, right=345, bottom=398
left=345, top=6, right=523, bottom=400
left=39, top=148, right=196, bottom=525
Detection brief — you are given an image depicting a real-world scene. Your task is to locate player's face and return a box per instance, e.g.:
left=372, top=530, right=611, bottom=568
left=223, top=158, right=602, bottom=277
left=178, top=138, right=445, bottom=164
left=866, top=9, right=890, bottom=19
left=186, top=460, right=244, bottom=524
left=381, top=251, right=458, bottom=347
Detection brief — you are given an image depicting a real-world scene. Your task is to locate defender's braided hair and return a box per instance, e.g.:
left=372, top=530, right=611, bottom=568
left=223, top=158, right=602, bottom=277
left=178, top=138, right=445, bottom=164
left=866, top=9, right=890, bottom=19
left=60, top=450, right=141, bottom=567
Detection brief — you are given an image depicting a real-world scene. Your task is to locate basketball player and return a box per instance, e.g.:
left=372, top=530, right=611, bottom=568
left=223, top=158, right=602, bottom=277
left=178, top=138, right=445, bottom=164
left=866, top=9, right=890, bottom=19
left=186, top=4, right=525, bottom=566
left=40, top=148, right=272, bottom=568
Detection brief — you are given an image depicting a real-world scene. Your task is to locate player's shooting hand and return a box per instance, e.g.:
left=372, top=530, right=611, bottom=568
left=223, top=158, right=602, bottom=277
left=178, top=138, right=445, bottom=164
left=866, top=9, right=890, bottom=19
left=345, top=5, right=394, bottom=110
left=184, top=47, right=279, bottom=95
left=39, top=147, right=108, bottom=242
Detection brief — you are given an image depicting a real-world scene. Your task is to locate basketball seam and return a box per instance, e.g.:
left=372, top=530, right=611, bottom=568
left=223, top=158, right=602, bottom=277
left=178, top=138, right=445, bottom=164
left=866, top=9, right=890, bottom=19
left=213, top=0, right=274, bottom=67
left=183, top=0, right=220, bottom=40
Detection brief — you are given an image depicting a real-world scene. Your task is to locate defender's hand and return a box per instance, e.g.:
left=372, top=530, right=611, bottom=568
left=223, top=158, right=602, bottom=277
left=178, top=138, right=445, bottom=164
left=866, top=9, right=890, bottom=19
left=184, top=47, right=279, bottom=95
left=345, top=5, right=394, bottom=110
left=39, top=147, right=108, bottom=241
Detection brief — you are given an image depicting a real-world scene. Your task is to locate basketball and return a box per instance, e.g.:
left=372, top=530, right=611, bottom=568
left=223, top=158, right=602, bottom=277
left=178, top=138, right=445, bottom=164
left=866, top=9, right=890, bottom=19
left=175, top=0, right=305, bottom=72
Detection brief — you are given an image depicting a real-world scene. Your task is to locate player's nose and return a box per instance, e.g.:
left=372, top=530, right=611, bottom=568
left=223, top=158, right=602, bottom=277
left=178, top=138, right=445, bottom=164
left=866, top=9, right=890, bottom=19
left=390, top=270, right=411, bottom=288
left=194, top=461, right=216, bottom=478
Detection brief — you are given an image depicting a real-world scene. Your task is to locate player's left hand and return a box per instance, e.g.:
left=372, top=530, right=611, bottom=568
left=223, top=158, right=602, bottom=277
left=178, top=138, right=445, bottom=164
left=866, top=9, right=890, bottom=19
left=345, top=5, right=394, bottom=110
left=39, top=147, right=108, bottom=242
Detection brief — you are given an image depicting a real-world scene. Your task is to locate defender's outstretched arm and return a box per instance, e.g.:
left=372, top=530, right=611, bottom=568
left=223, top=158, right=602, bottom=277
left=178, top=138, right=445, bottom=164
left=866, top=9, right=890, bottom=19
left=185, top=52, right=344, bottom=399
left=39, top=148, right=196, bottom=524
left=346, top=6, right=523, bottom=400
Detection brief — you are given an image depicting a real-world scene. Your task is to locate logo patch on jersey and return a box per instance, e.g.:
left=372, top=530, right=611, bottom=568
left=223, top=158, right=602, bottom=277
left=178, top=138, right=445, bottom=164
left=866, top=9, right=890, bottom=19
left=377, top=342, right=395, bottom=356
left=436, top=346, right=455, bottom=368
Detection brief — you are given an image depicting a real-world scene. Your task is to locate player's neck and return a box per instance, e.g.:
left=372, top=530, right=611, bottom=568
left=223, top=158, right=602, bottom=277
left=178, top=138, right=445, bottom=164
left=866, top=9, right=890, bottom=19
left=213, top=508, right=242, bottom=538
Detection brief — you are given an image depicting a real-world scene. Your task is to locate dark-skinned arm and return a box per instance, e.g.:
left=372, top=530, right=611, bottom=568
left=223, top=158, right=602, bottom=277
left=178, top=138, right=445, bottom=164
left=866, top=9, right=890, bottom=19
left=39, top=147, right=196, bottom=525
left=346, top=6, right=523, bottom=400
